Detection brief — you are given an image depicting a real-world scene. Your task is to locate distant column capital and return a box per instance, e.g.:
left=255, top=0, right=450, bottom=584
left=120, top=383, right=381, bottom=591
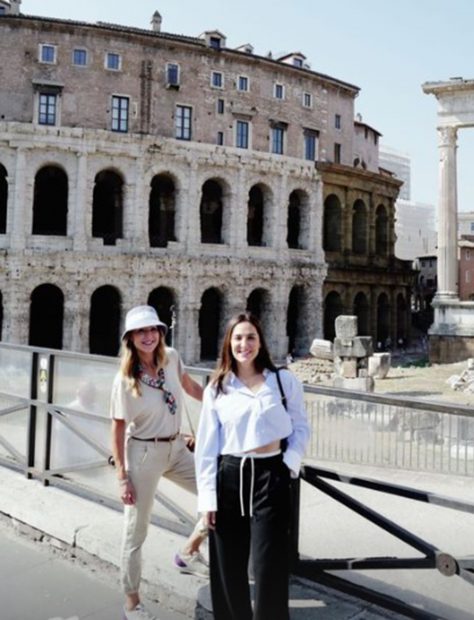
left=437, top=125, right=458, bottom=148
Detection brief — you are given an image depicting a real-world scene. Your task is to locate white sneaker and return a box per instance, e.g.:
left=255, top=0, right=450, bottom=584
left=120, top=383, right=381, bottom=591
left=174, top=551, right=209, bottom=578
left=123, top=603, right=157, bottom=620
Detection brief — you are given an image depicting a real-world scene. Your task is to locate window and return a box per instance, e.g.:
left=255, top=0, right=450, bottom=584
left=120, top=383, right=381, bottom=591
left=293, top=57, right=303, bottom=67
left=175, top=105, right=192, bottom=140
left=238, top=76, right=249, bottom=91
left=470, top=222, right=474, bottom=232
left=334, top=143, right=341, bottom=164
left=106, top=52, right=121, bottom=71
left=217, top=131, right=224, bottom=145
left=0, top=7, right=6, bottom=14
left=38, top=93, right=57, bottom=125
left=271, top=126, right=284, bottom=155
left=335, top=114, right=341, bottom=129
left=210, top=36, right=221, bottom=50
left=236, top=120, right=249, bottom=149
left=303, top=92, right=312, bottom=108
left=40, top=44, right=56, bottom=64
left=211, top=71, right=223, bottom=88
left=166, top=63, right=180, bottom=87
left=466, top=271, right=471, bottom=284
left=304, top=131, right=318, bottom=161
left=466, top=249, right=471, bottom=261
left=274, top=83, right=284, bottom=99
left=111, top=96, right=129, bottom=133
left=73, top=48, right=87, bottom=66
left=217, top=98, right=225, bottom=114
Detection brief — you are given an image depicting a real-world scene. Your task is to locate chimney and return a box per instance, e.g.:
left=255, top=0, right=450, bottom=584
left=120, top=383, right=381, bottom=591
left=10, top=0, right=21, bottom=15
left=151, top=10, right=162, bottom=32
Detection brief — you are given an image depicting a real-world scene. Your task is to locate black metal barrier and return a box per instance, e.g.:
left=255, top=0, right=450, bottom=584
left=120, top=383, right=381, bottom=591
left=291, top=464, right=474, bottom=619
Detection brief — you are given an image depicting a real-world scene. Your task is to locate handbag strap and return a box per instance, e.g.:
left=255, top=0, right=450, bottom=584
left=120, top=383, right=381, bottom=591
left=275, top=367, right=287, bottom=410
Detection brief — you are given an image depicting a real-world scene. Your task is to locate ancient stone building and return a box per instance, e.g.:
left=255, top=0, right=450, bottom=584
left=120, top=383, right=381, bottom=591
left=0, top=3, right=412, bottom=362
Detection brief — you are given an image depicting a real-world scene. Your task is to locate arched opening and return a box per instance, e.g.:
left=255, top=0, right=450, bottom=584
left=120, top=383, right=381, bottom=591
left=148, top=287, right=175, bottom=346
left=29, top=284, right=64, bottom=349
left=287, top=190, right=301, bottom=249
left=323, top=291, right=343, bottom=341
left=286, top=285, right=307, bottom=355
left=92, top=170, right=124, bottom=246
left=353, top=292, right=370, bottom=336
left=148, top=174, right=177, bottom=247
left=200, top=180, right=223, bottom=244
left=247, top=185, right=264, bottom=246
left=32, top=166, right=68, bottom=235
left=352, top=199, right=367, bottom=254
left=323, top=194, right=342, bottom=252
left=199, top=287, right=222, bottom=360
left=246, top=288, right=271, bottom=341
left=0, top=164, right=8, bottom=234
left=396, top=293, right=407, bottom=345
left=375, top=204, right=388, bottom=256
left=89, top=286, right=121, bottom=356
left=377, top=292, right=391, bottom=347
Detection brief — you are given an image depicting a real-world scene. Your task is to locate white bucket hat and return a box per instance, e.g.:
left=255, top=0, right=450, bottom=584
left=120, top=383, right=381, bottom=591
left=121, top=305, right=168, bottom=340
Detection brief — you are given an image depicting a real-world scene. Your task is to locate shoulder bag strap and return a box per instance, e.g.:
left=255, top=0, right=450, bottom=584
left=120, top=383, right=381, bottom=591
left=275, top=367, right=287, bottom=410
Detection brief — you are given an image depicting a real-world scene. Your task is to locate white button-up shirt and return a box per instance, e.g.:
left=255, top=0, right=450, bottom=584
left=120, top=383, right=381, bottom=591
left=195, top=368, right=309, bottom=512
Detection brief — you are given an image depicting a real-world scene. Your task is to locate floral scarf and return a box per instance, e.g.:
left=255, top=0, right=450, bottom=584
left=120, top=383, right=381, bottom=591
left=139, top=366, right=177, bottom=415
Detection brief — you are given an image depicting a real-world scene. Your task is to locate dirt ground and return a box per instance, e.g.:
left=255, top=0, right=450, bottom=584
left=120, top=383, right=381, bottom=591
left=290, top=356, right=474, bottom=407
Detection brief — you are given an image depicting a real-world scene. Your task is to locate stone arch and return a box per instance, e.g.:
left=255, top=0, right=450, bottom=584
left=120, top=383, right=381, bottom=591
left=352, top=199, right=367, bottom=254
left=375, top=204, right=389, bottom=256
left=323, top=194, right=342, bottom=252
left=199, top=287, right=223, bottom=360
left=353, top=291, right=370, bottom=336
left=0, top=163, right=7, bottom=234
left=396, top=293, right=407, bottom=344
left=246, top=287, right=272, bottom=341
left=32, top=165, right=68, bottom=235
left=376, top=292, right=391, bottom=347
left=148, top=173, right=177, bottom=247
left=89, top=285, right=121, bottom=356
left=92, top=169, right=124, bottom=245
left=247, top=184, right=272, bottom=247
left=148, top=286, right=176, bottom=346
left=286, top=284, right=308, bottom=355
left=29, top=284, right=64, bottom=349
left=287, top=189, right=310, bottom=250
left=200, top=179, right=225, bottom=244
left=323, top=291, right=343, bottom=341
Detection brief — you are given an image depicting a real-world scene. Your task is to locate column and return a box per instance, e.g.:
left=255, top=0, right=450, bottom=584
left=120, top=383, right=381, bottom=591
left=10, top=148, right=27, bottom=251
left=436, top=125, right=459, bottom=300
left=72, top=152, right=88, bottom=252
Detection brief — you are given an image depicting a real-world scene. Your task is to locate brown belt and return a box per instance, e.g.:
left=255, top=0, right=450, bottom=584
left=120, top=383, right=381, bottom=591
left=132, top=433, right=179, bottom=442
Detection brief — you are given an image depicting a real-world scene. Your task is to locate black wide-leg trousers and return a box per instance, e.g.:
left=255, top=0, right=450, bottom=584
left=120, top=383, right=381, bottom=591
left=209, top=453, right=291, bottom=620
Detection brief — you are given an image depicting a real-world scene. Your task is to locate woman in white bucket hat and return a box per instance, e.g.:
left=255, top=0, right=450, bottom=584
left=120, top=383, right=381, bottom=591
left=110, top=305, right=208, bottom=620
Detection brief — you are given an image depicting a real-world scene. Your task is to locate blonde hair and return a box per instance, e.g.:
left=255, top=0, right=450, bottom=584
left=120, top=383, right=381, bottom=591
left=119, top=329, right=168, bottom=397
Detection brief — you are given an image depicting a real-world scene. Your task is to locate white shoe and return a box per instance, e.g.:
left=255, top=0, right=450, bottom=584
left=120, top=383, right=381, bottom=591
left=174, top=551, right=209, bottom=578
left=123, top=603, right=157, bottom=620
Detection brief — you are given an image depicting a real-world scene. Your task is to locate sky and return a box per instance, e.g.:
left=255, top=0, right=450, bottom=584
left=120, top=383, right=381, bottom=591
left=19, top=0, right=474, bottom=211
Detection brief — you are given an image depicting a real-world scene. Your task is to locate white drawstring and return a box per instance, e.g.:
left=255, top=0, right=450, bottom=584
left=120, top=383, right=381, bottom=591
left=235, top=450, right=280, bottom=517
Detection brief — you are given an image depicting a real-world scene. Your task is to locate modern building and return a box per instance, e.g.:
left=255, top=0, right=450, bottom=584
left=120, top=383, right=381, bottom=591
left=0, top=2, right=413, bottom=361
left=458, top=211, right=474, bottom=237
left=459, top=237, right=474, bottom=301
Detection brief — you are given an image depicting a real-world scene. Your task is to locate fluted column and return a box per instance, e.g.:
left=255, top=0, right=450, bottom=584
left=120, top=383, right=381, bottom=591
left=436, top=126, right=459, bottom=300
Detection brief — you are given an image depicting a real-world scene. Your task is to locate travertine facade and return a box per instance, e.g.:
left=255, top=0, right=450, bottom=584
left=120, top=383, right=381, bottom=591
left=0, top=4, right=411, bottom=361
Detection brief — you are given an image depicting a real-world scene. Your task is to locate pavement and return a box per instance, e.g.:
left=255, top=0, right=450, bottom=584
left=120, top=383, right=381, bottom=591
left=0, top=464, right=405, bottom=620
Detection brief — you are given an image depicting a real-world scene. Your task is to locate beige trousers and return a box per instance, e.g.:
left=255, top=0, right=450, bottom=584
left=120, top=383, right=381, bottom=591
left=121, top=436, right=197, bottom=593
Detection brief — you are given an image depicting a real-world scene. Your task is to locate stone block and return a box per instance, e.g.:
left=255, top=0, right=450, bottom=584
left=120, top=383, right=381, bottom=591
left=333, top=336, right=373, bottom=358
left=368, top=352, right=391, bottom=379
left=333, top=375, right=375, bottom=392
left=340, top=359, right=357, bottom=378
left=310, top=338, right=333, bottom=360
left=335, top=315, right=358, bottom=340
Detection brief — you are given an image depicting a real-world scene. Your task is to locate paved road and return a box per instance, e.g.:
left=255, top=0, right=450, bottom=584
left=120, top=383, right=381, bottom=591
left=0, top=524, right=187, bottom=620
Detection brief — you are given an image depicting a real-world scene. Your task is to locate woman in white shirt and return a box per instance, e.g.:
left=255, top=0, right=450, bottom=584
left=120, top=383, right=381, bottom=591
left=195, top=312, right=309, bottom=620
left=110, top=305, right=208, bottom=620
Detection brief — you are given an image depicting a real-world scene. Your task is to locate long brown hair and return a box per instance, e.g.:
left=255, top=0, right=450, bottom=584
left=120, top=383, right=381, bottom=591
left=212, top=312, right=277, bottom=394
left=119, top=328, right=167, bottom=397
